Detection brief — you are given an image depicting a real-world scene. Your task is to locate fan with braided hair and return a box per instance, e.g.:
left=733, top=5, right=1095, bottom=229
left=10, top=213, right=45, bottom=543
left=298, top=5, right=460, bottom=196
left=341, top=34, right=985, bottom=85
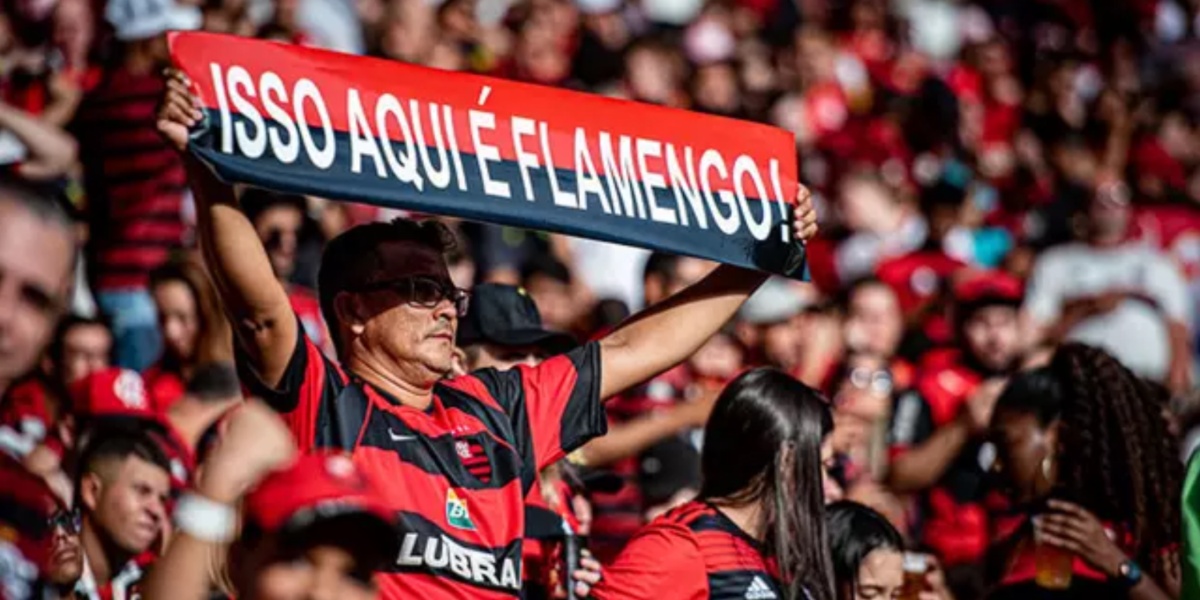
left=986, top=342, right=1181, bottom=600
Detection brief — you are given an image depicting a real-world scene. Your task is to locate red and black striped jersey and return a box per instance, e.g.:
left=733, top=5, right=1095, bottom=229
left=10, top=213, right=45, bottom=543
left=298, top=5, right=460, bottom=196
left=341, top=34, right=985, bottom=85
left=72, top=69, right=187, bottom=292
left=591, top=501, right=784, bottom=600
left=237, top=330, right=605, bottom=599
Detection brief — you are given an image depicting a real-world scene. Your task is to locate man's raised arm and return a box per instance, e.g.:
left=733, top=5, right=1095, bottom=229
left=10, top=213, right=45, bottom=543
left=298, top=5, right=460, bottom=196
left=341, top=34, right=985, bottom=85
left=157, top=70, right=297, bottom=387
left=596, top=186, right=817, bottom=399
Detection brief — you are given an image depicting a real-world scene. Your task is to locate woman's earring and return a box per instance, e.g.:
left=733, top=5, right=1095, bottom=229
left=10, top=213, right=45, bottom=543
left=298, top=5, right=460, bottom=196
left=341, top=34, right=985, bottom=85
left=1041, top=455, right=1053, bottom=481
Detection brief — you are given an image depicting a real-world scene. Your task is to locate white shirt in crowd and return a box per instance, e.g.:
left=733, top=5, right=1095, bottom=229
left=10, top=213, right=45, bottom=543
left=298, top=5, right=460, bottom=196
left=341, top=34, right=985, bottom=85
left=1024, top=241, right=1192, bottom=381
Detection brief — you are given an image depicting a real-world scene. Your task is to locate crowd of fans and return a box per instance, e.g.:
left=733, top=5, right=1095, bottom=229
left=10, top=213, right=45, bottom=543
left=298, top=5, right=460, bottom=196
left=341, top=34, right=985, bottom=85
left=1, top=0, right=1199, bottom=598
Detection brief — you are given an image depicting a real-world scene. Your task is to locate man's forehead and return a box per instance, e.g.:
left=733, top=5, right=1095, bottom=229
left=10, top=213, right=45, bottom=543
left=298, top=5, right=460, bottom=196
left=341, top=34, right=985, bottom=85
left=0, top=202, right=74, bottom=290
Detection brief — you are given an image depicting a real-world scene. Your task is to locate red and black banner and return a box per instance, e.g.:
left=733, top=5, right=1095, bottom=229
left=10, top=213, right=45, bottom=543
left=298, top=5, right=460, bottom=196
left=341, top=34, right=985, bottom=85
left=168, top=32, right=809, bottom=279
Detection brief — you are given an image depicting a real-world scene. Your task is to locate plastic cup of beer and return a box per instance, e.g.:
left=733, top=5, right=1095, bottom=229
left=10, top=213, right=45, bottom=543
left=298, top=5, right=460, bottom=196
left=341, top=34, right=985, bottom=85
left=1033, top=516, right=1073, bottom=590
left=899, top=553, right=927, bottom=600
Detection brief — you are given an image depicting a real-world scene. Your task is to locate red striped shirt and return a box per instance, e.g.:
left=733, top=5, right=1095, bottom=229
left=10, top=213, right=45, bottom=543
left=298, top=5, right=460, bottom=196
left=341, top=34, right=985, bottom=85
left=592, top=501, right=784, bottom=600
left=73, top=69, right=187, bottom=291
left=237, top=327, right=605, bottom=599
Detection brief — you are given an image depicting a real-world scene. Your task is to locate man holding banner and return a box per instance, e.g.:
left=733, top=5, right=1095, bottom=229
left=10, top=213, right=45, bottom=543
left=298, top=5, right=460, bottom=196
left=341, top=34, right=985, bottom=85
left=156, top=55, right=815, bottom=600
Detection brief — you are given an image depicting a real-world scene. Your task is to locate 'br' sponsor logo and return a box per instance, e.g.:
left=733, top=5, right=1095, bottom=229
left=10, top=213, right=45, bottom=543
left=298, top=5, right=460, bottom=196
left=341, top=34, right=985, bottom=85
left=445, top=489, right=475, bottom=531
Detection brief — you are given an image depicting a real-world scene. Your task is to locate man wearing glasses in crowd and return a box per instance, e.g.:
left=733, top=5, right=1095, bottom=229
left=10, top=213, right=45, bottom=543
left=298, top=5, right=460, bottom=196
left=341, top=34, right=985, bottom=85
left=157, top=72, right=819, bottom=599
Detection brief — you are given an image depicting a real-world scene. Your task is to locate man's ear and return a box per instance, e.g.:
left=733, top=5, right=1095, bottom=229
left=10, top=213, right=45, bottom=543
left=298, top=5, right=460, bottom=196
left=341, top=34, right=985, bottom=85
left=80, top=472, right=104, bottom=513
left=334, top=293, right=365, bottom=336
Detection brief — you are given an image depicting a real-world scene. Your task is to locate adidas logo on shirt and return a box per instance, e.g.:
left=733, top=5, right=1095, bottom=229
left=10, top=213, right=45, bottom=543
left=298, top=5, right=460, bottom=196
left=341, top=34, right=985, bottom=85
left=744, top=576, right=777, bottom=600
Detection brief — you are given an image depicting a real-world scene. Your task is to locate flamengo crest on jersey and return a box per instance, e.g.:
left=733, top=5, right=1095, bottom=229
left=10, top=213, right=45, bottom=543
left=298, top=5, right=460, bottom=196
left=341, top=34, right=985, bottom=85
left=446, top=489, right=475, bottom=531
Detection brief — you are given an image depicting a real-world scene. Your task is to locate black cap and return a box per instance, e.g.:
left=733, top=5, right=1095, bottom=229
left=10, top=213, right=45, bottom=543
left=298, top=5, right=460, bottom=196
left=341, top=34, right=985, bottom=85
left=638, top=436, right=701, bottom=508
left=457, top=283, right=576, bottom=354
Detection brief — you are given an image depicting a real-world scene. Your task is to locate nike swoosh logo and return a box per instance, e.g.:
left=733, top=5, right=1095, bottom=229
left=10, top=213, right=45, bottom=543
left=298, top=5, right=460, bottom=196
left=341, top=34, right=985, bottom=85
left=388, top=429, right=418, bottom=442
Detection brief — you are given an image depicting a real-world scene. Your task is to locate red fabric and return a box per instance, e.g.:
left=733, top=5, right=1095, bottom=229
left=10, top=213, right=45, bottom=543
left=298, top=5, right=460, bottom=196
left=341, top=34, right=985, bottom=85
left=143, top=363, right=186, bottom=413
left=1133, top=205, right=1200, bottom=279
left=876, top=251, right=966, bottom=313
left=0, top=453, right=61, bottom=572
left=1132, top=138, right=1188, bottom=190
left=74, top=69, right=187, bottom=291
left=245, top=452, right=393, bottom=531
left=589, top=366, right=689, bottom=561
left=289, top=285, right=328, bottom=351
left=70, top=368, right=154, bottom=419
left=952, top=270, right=1023, bottom=305
left=999, top=517, right=1127, bottom=586
left=242, top=332, right=604, bottom=598
left=0, top=377, right=58, bottom=457
left=592, top=501, right=781, bottom=600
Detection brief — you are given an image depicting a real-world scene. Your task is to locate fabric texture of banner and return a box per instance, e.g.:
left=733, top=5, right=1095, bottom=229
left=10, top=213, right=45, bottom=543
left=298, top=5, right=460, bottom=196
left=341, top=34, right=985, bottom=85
left=168, top=31, right=809, bottom=279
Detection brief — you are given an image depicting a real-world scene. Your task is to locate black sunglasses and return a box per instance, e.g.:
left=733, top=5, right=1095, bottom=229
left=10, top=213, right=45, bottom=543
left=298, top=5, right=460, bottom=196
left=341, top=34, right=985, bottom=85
left=49, top=508, right=82, bottom=535
left=352, top=277, right=470, bottom=317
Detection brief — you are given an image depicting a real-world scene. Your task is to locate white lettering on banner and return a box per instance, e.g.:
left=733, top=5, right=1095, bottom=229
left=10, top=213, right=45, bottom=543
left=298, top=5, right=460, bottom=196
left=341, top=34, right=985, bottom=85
left=598, top=132, right=646, bottom=220
left=227, top=66, right=265, bottom=159
left=666, top=143, right=707, bottom=229
left=733, top=154, right=771, bottom=241
left=637, top=137, right=675, bottom=225
left=260, top=72, right=299, bottom=164
left=293, top=79, right=335, bottom=169
left=699, top=148, right=741, bottom=235
left=511, top=116, right=538, bottom=201
left=412, top=100, right=453, bottom=191
left=573, top=127, right=610, bottom=213
left=541, top=121, right=576, bottom=208
left=204, top=63, right=792, bottom=244
left=347, top=89, right=385, bottom=177
left=395, top=532, right=521, bottom=591
left=375, top=94, right=424, bottom=191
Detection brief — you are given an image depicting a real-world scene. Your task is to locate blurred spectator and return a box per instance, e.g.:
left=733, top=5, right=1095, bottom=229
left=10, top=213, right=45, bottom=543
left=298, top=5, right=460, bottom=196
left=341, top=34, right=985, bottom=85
left=74, top=0, right=199, bottom=372
left=161, top=361, right=241, bottom=462
left=46, top=505, right=84, bottom=597
left=521, top=254, right=580, bottom=333
left=826, top=500, right=955, bottom=600
left=48, top=315, right=112, bottom=386
left=0, top=177, right=75, bottom=400
left=0, top=452, right=62, bottom=600
left=1024, top=177, right=1193, bottom=393
left=74, top=428, right=173, bottom=598
left=145, top=256, right=233, bottom=411
left=240, top=188, right=331, bottom=352
left=987, top=346, right=1181, bottom=598
left=0, top=100, right=78, bottom=181
left=834, top=172, right=927, bottom=283
left=590, top=369, right=836, bottom=600
left=888, top=271, right=1024, bottom=597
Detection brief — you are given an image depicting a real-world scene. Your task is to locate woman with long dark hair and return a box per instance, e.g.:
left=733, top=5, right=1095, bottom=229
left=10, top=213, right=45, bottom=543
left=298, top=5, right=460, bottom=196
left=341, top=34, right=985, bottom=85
left=987, top=344, right=1181, bottom=599
left=591, top=367, right=837, bottom=600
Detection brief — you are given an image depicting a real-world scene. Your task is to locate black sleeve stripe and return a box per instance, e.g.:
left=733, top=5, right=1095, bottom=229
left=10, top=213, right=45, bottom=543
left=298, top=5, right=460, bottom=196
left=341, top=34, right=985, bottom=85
left=469, top=370, right=538, bottom=494
left=507, top=372, right=538, bottom=495
left=233, top=320, right=308, bottom=414
left=556, top=341, right=607, bottom=455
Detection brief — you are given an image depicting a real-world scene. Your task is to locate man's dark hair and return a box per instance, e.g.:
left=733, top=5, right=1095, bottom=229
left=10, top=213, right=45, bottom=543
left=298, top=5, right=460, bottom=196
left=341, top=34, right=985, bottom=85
left=317, top=218, right=457, bottom=358
left=642, top=252, right=679, bottom=284
left=239, top=188, right=307, bottom=225
left=0, top=174, right=75, bottom=234
left=185, top=362, right=241, bottom=402
left=48, top=314, right=113, bottom=367
left=74, top=425, right=172, bottom=506
left=520, top=254, right=571, bottom=287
